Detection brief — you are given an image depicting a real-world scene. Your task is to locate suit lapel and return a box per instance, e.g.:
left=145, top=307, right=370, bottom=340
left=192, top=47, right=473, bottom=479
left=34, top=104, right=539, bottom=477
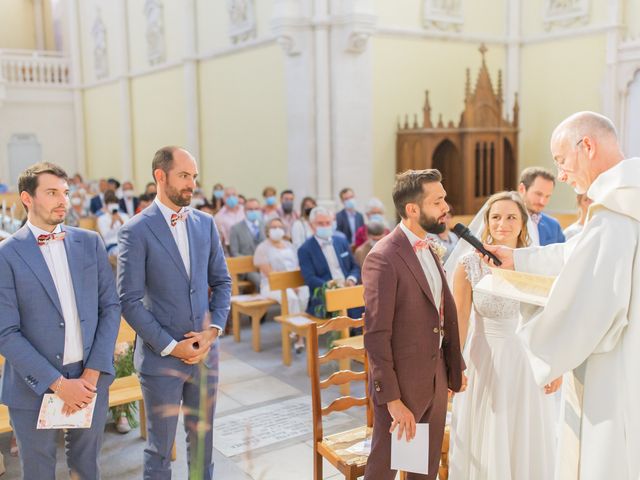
left=62, top=226, right=84, bottom=316
left=145, top=204, right=190, bottom=283
left=186, top=212, right=202, bottom=285
left=331, top=237, right=347, bottom=276
left=311, top=237, right=331, bottom=275
left=391, top=227, right=437, bottom=308
left=12, top=225, right=64, bottom=317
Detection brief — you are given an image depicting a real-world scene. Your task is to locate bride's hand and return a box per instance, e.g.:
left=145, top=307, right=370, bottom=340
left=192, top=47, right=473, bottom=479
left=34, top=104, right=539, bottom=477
left=544, top=376, right=562, bottom=394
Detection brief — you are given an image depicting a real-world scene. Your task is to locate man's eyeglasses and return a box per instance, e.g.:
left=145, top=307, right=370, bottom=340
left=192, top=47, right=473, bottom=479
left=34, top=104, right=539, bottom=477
left=553, top=138, right=584, bottom=172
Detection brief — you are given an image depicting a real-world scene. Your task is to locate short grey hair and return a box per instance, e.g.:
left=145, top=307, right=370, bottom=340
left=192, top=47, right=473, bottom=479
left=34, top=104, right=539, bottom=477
left=553, top=111, right=618, bottom=145
left=366, top=197, right=385, bottom=213
left=367, top=220, right=385, bottom=236
left=309, top=206, right=332, bottom=223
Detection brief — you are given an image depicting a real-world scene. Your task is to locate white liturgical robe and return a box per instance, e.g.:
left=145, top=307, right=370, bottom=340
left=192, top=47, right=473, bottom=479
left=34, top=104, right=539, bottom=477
left=514, top=157, right=640, bottom=480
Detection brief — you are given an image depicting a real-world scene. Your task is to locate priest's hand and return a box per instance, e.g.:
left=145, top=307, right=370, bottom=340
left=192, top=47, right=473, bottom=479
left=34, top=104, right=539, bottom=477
left=480, top=244, right=515, bottom=270
left=544, top=376, right=563, bottom=394
left=388, top=399, right=416, bottom=442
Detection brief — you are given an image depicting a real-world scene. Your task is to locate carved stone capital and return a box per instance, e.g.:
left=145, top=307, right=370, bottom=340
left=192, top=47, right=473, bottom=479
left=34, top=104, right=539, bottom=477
left=423, top=0, right=464, bottom=32
left=543, top=0, right=590, bottom=31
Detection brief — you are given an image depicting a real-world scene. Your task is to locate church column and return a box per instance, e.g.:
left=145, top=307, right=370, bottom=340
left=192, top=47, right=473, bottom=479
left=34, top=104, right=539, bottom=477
left=33, top=0, right=45, bottom=50
left=329, top=0, right=376, bottom=203
left=183, top=0, right=201, bottom=164
left=66, top=0, right=86, bottom=176
left=114, top=0, right=134, bottom=183
left=603, top=0, right=622, bottom=122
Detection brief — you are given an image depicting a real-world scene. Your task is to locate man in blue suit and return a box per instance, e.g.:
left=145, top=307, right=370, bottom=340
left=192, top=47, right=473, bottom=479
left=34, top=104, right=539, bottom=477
left=89, top=179, right=109, bottom=215
left=0, top=162, right=120, bottom=480
left=335, top=187, right=365, bottom=245
left=298, top=206, right=362, bottom=317
left=518, top=167, right=566, bottom=246
left=118, top=146, right=231, bottom=480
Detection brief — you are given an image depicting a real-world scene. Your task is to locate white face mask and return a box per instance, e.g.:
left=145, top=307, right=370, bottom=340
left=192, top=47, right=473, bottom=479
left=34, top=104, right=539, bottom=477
left=106, top=203, right=119, bottom=213
left=123, top=189, right=135, bottom=199
left=71, top=197, right=83, bottom=206
left=269, top=227, right=285, bottom=242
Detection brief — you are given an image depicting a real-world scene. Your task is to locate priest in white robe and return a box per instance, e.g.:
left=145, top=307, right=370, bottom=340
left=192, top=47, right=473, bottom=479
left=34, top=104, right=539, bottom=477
left=484, top=111, right=640, bottom=480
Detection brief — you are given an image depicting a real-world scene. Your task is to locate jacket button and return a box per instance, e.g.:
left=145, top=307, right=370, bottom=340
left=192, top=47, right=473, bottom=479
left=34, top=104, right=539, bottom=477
left=433, top=327, right=439, bottom=334
left=55, top=354, right=62, bottom=360
left=375, top=385, right=381, bottom=392
left=431, top=354, right=437, bottom=360
left=59, top=322, right=64, bottom=327
left=190, top=289, right=195, bottom=294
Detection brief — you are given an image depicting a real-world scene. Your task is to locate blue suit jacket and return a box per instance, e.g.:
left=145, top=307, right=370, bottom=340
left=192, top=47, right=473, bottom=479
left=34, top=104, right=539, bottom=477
left=90, top=195, right=103, bottom=215
left=336, top=209, right=365, bottom=243
left=0, top=225, right=120, bottom=409
left=538, top=213, right=565, bottom=245
left=117, top=203, right=231, bottom=376
left=298, top=235, right=361, bottom=315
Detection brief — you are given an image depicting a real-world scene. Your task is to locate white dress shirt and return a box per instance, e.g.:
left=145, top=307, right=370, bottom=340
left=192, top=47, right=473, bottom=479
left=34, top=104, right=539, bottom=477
left=27, top=221, right=84, bottom=365
left=399, top=222, right=443, bottom=346
left=347, top=210, right=357, bottom=243
left=315, top=236, right=357, bottom=285
left=155, top=198, right=192, bottom=356
left=527, top=215, right=540, bottom=246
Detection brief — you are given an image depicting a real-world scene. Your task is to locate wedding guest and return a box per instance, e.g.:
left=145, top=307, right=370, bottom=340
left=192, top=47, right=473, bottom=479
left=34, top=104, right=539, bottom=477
left=262, top=186, right=279, bottom=219
left=291, top=196, right=316, bottom=249
left=354, top=220, right=388, bottom=267
left=211, top=183, right=225, bottom=213
left=563, top=193, right=593, bottom=240
left=355, top=197, right=390, bottom=248
left=336, top=188, right=365, bottom=245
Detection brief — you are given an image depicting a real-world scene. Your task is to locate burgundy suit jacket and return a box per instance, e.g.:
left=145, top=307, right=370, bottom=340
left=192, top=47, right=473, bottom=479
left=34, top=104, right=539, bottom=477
left=362, top=225, right=465, bottom=415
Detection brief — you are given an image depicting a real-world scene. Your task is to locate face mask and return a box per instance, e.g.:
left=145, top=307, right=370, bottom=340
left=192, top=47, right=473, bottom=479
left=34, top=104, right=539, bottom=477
left=213, top=190, right=224, bottom=199
left=344, top=198, right=356, bottom=210
left=265, top=196, right=277, bottom=206
left=304, top=207, right=313, bottom=218
left=281, top=201, right=294, bottom=214
left=123, top=189, right=135, bottom=199
left=368, top=214, right=384, bottom=224
left=316, top=226, right=333, bottom=240
left=78, top=188, right=86, bottom=196
left=369, top=239, right=378, bottom=247
left=246, top=210, right=262, bottom=223
left=71, top=197, right=82, bottom=206
left=226, top=196, right=239, bottom=208
left=191, top=198, right=205, bottom=208
left=106, top=203, right=119, bottom=214
left=269, top=227, right=285, bottom=241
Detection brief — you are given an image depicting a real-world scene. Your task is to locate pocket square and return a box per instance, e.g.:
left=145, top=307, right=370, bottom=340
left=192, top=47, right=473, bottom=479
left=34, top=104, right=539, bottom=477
left=340, top=251, right=349, bottom=258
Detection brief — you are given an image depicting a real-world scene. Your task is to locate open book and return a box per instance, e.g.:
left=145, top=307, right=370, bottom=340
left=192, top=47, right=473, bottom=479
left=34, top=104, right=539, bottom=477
left=474, top=268, right=557, bottom=307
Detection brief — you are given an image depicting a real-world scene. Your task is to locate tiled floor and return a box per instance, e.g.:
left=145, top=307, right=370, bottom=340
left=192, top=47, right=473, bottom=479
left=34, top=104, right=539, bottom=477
left=0, top=318, right=395, bottom=480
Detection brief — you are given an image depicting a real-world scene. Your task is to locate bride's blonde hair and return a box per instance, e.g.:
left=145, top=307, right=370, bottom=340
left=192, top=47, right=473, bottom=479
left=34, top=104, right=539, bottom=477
left=481, top=191, right=530, bottom=248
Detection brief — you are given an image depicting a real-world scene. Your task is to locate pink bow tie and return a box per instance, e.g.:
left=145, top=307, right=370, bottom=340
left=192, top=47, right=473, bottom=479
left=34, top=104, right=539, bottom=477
left=170, top=211, right=188, bottom=227
left=413, top=239, right=432, bottom=253
left=37, top=231, right=66, bottom=247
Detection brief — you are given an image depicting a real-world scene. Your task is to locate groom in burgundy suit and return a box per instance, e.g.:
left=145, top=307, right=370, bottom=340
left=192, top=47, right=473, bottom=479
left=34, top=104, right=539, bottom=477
left=363, top=169, right=466, bottom=479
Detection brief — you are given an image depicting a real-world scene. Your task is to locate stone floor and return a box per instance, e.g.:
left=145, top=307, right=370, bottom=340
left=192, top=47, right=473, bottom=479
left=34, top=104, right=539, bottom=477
left=0, top=313, right=401, bottom=480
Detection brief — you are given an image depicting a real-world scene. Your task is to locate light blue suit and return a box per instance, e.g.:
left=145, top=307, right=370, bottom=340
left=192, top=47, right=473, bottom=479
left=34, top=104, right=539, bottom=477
left=118, top=202, right=231, bottom=480
left=0, top=225, right=120, bottom=480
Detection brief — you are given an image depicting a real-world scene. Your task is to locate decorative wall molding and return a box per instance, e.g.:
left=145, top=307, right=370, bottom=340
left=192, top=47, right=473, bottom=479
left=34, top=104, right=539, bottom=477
left=227, top=0, right=257, bottom=44
left=376, top=25, right=506, bottom=45
left=91, top=9, right=109, bottom=80
left=543, top=0, right=590, bottom=31
left=422, top=0, right=464, bottom=32
left=144, top=0, right=166, bottom=66
left=521, top=23, right=620, bottom=45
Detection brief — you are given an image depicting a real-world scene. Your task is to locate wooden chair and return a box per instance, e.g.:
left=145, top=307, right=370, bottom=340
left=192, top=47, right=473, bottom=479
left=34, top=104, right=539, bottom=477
left=226, top=256, right=277, bottom=352
left=325, top=286, right=365, bottom=395
left=308, top=316, right=372, bottom=480
left=269, top=270, right=328, bottom=372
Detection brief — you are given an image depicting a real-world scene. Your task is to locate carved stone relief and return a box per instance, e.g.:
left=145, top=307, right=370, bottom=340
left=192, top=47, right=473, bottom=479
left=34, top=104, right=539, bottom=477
left=91, top=8, right=109, bottom=80
left=227, top=0, right=256, bottom=44
left=423, top=0, right=464, bottom=32
left=144, top=0, right=166, bottom=66
left=543, top=0, right=590, bottom=30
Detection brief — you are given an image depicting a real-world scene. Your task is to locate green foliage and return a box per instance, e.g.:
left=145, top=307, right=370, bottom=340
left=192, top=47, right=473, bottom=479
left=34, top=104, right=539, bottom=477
left=109, top=343, right=139, bottom=428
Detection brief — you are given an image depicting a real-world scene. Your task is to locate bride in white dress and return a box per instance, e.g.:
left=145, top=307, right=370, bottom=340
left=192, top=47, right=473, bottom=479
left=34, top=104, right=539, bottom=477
left=447, top=191, right=559, bottom=480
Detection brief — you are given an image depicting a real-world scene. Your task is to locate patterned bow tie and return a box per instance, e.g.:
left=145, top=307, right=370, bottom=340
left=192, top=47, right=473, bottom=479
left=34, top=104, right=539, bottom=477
left=37, top=231, right=66, bottom=246
left=530, top=213, right=541, bottom=225
left=170, top=211, right=188, bottom=227
left=413, top=238, right=432, bottom=253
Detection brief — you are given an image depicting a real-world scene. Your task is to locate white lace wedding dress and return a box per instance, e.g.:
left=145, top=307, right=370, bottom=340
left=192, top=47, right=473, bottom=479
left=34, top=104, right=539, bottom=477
left=448, top=253, right=556, bottom=480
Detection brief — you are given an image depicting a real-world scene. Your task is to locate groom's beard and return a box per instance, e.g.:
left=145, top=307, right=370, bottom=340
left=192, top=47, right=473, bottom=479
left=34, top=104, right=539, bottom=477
left=419, top=210, right=446, bottom=234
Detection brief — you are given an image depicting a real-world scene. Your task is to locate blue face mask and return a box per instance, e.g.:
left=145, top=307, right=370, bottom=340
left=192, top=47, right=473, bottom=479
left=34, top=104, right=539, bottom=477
left=368, top=214, right=385, bottom=224
left=213, top=189, right=224, bottom=199
left=344, top=198, right=356, bottom=210
left=246, top=210, right=262, bottom=223
left=265, top=196, right=277, bottom=206
left=316, top=226, right=333, bottom=240
left=226, top=196, right=239, bottom=208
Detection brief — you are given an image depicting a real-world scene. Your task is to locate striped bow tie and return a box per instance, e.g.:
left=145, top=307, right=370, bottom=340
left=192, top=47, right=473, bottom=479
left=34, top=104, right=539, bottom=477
left=413, top=238, right=432, bottom=253
left=37, top=231, right=66, bottom=246
left=170, top=211, right=188, bottom=227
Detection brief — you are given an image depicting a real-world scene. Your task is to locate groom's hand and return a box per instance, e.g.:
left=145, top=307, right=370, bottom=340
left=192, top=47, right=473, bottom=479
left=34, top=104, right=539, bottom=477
left=479, top=244, right=515, bottom=270
left=387, top=399, right=416, bottom=442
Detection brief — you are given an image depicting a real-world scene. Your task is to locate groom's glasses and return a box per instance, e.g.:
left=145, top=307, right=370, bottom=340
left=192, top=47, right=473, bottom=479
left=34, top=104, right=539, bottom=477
left=553, top=138, right=584, bottom=173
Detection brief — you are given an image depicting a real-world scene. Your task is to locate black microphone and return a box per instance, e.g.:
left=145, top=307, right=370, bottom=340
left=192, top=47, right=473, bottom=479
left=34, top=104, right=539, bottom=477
left=452, top=223, right=502, bottom=266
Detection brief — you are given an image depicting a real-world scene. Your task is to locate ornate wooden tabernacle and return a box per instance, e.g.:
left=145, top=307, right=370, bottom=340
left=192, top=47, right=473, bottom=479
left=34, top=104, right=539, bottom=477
left=396, top=45, right=520, bottom=215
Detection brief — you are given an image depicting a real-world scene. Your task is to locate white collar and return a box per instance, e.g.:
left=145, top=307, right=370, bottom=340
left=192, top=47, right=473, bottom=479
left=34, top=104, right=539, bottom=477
left=154, top=197, right=190, bottom=223
left=399, top=221, right=427, bottom=248
left=27, top=220, right=62, bottom=239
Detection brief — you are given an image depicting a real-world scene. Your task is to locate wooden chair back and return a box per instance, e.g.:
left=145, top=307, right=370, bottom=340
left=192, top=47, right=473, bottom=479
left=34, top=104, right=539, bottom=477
left=268, top=270, right=306, bottom=316
left=325, top=285, right=364, bottom=317
left=308, top=316, right=372, bottom=443
left=0, top=354, right=4, bottom=368
left=226, top=255, right=257, bottom=295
